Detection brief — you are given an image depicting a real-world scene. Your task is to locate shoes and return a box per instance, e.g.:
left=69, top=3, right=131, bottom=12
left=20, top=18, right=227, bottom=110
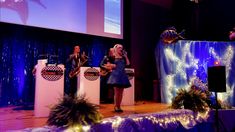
left=114, top=107, right=123, bottom=113
left=118, top=108, right=123, bottom=112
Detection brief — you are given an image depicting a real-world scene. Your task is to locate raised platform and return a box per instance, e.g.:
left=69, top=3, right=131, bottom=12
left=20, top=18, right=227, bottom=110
left=0, top=101, right=169, bottom=131
left=1, top=102, right=235, bottom=131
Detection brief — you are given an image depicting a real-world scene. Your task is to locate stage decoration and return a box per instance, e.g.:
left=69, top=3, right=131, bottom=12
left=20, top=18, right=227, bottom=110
left=47, top=95, right=102, bottom=129
left=229, top=27, right=235, bottom=40
left=171, top=77, right=230, bottom=112
left=156, top=40, right=235, bottom=106
left=21, top=109, right=212, bottom=131
left=125, top=69, right=135, bottom=80
left=160, top=27, right=185, bottom=44
left=171, top=86, right=209, bottom=113
left=41, top=65, right=64, bottom=81
left=84, top=68, right=100, bottom=81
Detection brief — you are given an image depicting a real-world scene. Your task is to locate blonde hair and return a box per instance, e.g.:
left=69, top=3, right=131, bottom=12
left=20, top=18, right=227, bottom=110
left=108, top=48, right=114, bottom=56
left=113, top=44, right=123, bottom=57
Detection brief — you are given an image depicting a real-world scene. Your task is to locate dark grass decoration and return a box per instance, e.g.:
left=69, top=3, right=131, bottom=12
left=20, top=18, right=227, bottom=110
left=172, top=85, right=232, bottom=112
left=47, top=95, right=102, bottom=128
left=171, top=85, right=210, bottom=113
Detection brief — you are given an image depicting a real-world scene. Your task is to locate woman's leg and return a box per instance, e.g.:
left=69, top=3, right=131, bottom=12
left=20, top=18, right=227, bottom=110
left=117, top=88, right=124, bottom=109
left=114, top=87, right=124, bottom=112
left=114, top=87, right=118, bottom=108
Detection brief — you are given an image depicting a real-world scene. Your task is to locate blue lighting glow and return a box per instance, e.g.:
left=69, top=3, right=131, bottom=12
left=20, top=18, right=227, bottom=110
left=156, top=40, right=235, bottom=106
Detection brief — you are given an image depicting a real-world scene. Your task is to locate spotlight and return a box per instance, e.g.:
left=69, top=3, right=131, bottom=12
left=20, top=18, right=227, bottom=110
left=214, top=61, right=220, bottom=65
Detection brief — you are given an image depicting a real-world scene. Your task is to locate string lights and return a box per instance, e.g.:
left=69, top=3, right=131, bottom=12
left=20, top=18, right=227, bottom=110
left=162, top=41, right=234, bottom=104
left=99, top=109, right=209, bottom=131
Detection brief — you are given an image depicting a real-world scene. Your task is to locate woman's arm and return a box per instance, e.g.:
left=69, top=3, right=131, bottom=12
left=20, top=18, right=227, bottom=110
left=123, top=52, right=130, bottom=66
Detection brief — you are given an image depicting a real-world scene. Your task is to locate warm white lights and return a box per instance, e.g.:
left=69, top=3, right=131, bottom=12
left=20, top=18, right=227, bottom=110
left=163, top=42, right=234, bottom=104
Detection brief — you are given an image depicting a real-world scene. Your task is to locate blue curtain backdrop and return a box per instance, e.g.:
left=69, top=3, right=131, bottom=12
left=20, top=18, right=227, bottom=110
left=156, top=40, right=235, bottom=106
left=0, top=23, right=121, bottom=106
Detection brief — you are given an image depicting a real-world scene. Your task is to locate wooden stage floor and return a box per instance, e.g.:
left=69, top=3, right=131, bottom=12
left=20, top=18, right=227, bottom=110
left=0, top=101, right=170, bottom=131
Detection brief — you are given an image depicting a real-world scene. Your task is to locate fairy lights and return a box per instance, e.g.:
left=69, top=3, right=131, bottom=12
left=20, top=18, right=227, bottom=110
left=215, top=45, right=234, bottom=101
left=37, top=109, right=210, bottom=131
left=111, top=116, right=124, bottom=129
left=162, top=41, right=235, bottom=104
left=82, top=125, right=91, bottom=132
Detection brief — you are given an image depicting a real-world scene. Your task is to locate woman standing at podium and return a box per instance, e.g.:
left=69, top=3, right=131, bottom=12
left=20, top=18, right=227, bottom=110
left=107, top=44, right=131, bottom=112
left=67, top=45, right=87, bottom=98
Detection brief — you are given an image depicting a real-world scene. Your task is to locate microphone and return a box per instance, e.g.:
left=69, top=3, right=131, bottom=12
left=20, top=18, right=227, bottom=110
left=122, top=49, right=127, bottom=56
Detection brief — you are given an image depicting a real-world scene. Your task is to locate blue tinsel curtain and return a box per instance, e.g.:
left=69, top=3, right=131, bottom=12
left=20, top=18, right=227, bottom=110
left=0, top=36, right=111, bottom=106
left=156, top=40, right=235, bottom=106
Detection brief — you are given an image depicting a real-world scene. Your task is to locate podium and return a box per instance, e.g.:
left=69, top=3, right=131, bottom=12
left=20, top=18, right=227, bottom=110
left=121, top=68, right=135, bottom=105
left=34, top=59, right=64, bottom=117
left=77, top=67, right=100, bottom=105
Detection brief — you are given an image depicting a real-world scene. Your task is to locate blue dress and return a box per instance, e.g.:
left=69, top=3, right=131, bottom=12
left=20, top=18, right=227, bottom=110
left=107, top=58, right=131, bottom=88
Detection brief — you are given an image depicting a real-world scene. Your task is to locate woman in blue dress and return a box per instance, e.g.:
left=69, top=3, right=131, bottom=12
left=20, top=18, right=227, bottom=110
left=107, top=44, right=131, bottom=112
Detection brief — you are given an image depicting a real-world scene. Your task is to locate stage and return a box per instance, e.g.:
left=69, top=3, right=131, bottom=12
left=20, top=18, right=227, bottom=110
left=0, top=101, right=169, bottom=131
left=1, top=101, right=235, bottom=131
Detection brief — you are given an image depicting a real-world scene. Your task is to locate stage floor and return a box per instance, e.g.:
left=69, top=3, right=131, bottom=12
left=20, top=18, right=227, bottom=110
left=0, top=101, right=170, bottom=131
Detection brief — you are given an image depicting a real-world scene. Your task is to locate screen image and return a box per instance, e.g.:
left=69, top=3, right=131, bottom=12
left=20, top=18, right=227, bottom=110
left=105, top=0, right=121, bottom=35
left=0, top=0, right=123, bottom=39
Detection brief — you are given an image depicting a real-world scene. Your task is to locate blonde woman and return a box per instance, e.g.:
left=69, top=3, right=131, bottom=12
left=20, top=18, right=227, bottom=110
left=107, top=44, right=131, bottom=112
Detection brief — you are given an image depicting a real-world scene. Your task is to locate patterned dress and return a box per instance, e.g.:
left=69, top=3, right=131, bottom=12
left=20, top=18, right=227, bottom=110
left=107, top=58, right=131, bottom=88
